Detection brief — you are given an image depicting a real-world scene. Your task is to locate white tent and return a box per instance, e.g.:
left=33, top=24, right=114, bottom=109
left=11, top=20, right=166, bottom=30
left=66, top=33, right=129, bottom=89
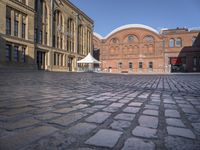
left=77, top=53, right=101, bottom=64
left=77, top=53, right=101, bottom=72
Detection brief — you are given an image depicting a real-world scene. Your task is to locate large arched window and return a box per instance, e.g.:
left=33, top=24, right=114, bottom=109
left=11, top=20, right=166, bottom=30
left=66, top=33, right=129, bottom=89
left=111, top=38, right=119, bottom=44
left=169, top=39, right=175, bottom=48
left=78, top=25, right=84, bottom=54
left=67, top=18, right=75, bottom=52
left=127, top=35, right=139, bottom=43
left=53, top=10, right=64, bottom=49
left=176, top=38, right=182, bottom=47
left=143, top=35, right=154, bottom=43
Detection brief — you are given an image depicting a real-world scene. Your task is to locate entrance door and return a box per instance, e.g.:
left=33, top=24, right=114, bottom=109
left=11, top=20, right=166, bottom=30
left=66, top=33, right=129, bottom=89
left=37, top=51, right=45, bottom=70
left=68, top=57, right=73, bottom=71
left=170, top=57, right=186, bottom=72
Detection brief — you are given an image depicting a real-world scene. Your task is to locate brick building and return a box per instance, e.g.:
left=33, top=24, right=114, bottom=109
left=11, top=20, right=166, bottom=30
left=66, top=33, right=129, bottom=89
left=93, top=24, right=200, bottom=73
left=0, top=0, right=93, bottom=72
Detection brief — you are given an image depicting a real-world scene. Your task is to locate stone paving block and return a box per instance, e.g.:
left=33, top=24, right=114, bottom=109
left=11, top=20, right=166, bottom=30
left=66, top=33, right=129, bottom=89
left=110, top=120, right=131, bottom=131
left=165, top=136, right=200, bottom=150
left=65, top=123, right=97, bottom=136
left=103, top=106, right=119, bottom=112
left=167, top=126, right=196, bottom=139
left=138, top=115, right=158, bottom=128
left=144, top=104, right=159, bottom=110
left=71, top=100, right=86, bottom=104
left=122, top=137, right=155, bottom=150
left=143, top=109, right=159, bottom=116
left=128, top=102, right=143, bottom=107
left=54, top=107, right=76, bottom=114
left=36, top=112, right=61, bottom=120
left=132, top=126, right=157, bottom=138
left=2, top=117, right=40, bottom=131
left=166, top=118, right=185, bottom=127
left=85, top=112, right=111, bottom=124
left=191, top=123, right=200, bottom=133
left=50, top=112, right=86, bottom=126
left=109, top=102, right=124, bottom=107
left=0, top=126, right=58, bottom=150
left=85, top=129, right=122, bottom=148
left=123, top=107, right=140, bottom=113
left=114, top=113, right=135, bottom=121
left=165, top=109, right=180, bottom=118
left=181, top=107, right=198, bottom=114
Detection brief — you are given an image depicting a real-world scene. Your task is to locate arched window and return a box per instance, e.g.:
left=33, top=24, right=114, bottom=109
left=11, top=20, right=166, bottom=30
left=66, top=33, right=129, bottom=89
left=169, top=39, right=175, bottom=48
left=176, top=38, right=182, bottom=47
left=192, top=36, right=197, bottom=46
left=112, top=38, right=119, bottom=44
left=67, top=18, right=75, bottom=52
left=127, top=35, right=138, bottom=43
left=143, top=35, right=154, bottom=43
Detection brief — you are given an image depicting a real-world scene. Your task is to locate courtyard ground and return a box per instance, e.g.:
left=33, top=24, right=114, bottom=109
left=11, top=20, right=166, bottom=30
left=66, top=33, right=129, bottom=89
left=0, top=71, right=200, bottom=150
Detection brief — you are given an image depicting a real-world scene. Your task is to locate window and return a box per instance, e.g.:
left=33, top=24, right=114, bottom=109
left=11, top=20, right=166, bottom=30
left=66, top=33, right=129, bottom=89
left=6, top=17, right=11, bottom=35
left=21, top=47, right=26, bottom=63
left=22, top=23, right=26, bottom=38
left=176, top=38, right=182, bottom=47
left=144, top=36, right=154, bottom=42
left=118, top=62, right=122, bottom=69
left=53, top=35, right=56, bottom=47
left=112, top=38, right=118, bottom=44
left=39, top=31, right=42, bottom=44
left=128, top=35, right=134, bottom=42
left=139, top=62, right=143, bottom=69
left=14, top=20, right=19, bottom=36
left=149, top=62, right=153, bottom=69
left=14, top=46, right=19, bottom=62
left=44, top=32, right=48, bottom=45
left=129, top=62, right=133, bottom=69
left=34, top=29, right=38, bottom=42
left=54, top=53, right=56, bottom=65
left=193, top=57, right=197, bottom=66
left=192, top=36, right=197, bottom=46
left=169, top=39, right=175, bottom=48
left=61, top=38, right=63, bottom=49
left=5, top=44, right=12, bottom=62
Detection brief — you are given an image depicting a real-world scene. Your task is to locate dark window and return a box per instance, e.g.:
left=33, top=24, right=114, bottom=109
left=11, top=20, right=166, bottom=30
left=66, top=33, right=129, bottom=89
left=14, top=20, right=19, bottom=36
left=6, top=17, right=11, bottom=35
left=57, top=36, right=59, bottom=48
left=57, top=54, right=59, bottom=65
left=34, top=29, right=37, bottom=42
left=118, top=62, right=122, bottom=69
left=5, top=44, right=12, bottom=62
left=129, top=62, right=133, bottom=69
left=139, top=62, right=143, bottom=69
left=14, top=46, right=19, bottom=62
left=53, top=35, right=56, bottom=47
left=44, top=32, right=48, bottom=45
left=35, top=0, right=38, bottom=11
left=54, top=53, right=56, bottom=65
left=193, top=57, right=197, bottom=66
left=21, top=0, right=26, bottom=4
left=39, top=31, right=42, bottom=44
left=21, top=47, right=26, bottom=63
left=61, top=38, right=63, bottom=49
left=149, top=62, right=153, bottom=69
left=22, top=23, right=26, bottom=38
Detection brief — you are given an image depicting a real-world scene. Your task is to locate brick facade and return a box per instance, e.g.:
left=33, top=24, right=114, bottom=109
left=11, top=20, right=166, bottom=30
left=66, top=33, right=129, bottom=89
left=93, top=25, right=200, bottom=73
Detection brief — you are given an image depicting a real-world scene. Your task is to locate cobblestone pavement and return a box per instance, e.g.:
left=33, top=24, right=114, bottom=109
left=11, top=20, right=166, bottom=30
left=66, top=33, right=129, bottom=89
left=0, top=71, right=200, bottom=150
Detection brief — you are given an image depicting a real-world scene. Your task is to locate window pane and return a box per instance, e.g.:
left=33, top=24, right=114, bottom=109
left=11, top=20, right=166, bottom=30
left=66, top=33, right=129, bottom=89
left=6, top=44, right=12, bottom=62
left=169, top=39, right=174, bottom=48
left=21, top=47, right=26, bottom=63
left=139, top=62, right=143, bottom=68
left=14, top=46, right=19, bottom=62
left=14, top=20, right=18, bottom=36
left=176, top=38, right=182, bottom=47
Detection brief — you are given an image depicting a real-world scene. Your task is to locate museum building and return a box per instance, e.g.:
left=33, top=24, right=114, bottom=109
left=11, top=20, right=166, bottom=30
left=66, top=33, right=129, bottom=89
left=93, top=24, right=200, bottom=73
left=0, top=0, right=93, bottom=72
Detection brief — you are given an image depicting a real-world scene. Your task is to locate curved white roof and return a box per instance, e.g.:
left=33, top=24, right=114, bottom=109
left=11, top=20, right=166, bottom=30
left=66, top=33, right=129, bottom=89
left=93, top=32, right=104, bottom=39
left=105, top=24, right=159, bottom=39
left=93, top=24, right=159, bottom=40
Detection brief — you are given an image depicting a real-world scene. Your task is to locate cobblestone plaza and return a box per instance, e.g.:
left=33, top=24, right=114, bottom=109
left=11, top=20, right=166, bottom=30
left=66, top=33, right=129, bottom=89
left=0, top=72, right=200, bottom=150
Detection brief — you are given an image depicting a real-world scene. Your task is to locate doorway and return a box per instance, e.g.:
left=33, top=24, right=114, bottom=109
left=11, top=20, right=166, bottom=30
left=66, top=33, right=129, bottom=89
left=37, top=51, right=46, bottom=70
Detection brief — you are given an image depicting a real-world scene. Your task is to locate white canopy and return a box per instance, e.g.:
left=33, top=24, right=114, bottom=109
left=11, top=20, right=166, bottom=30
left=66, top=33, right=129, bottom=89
left=77, top=53, right=101, bottom=64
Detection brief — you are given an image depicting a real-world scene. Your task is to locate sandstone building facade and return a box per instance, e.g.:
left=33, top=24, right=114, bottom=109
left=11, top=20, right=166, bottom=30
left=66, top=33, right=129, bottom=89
left=93, top=24, right=200, bottom=73
left=0, top=0, right=93, bottom=72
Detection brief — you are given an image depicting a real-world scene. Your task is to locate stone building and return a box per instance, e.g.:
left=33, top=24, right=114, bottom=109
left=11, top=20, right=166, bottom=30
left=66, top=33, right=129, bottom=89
left=93, top=24, right=200, bottom=73
left=0, top=0, right=93, bottom=72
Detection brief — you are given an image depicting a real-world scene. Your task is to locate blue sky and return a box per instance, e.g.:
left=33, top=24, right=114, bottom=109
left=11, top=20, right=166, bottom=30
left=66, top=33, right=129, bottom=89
left=69, top=0, right=200, bottom=37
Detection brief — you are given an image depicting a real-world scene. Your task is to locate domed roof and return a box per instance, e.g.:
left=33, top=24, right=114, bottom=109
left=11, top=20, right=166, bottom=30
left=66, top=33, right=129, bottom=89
left=93, top=24, right=159, bottom=39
